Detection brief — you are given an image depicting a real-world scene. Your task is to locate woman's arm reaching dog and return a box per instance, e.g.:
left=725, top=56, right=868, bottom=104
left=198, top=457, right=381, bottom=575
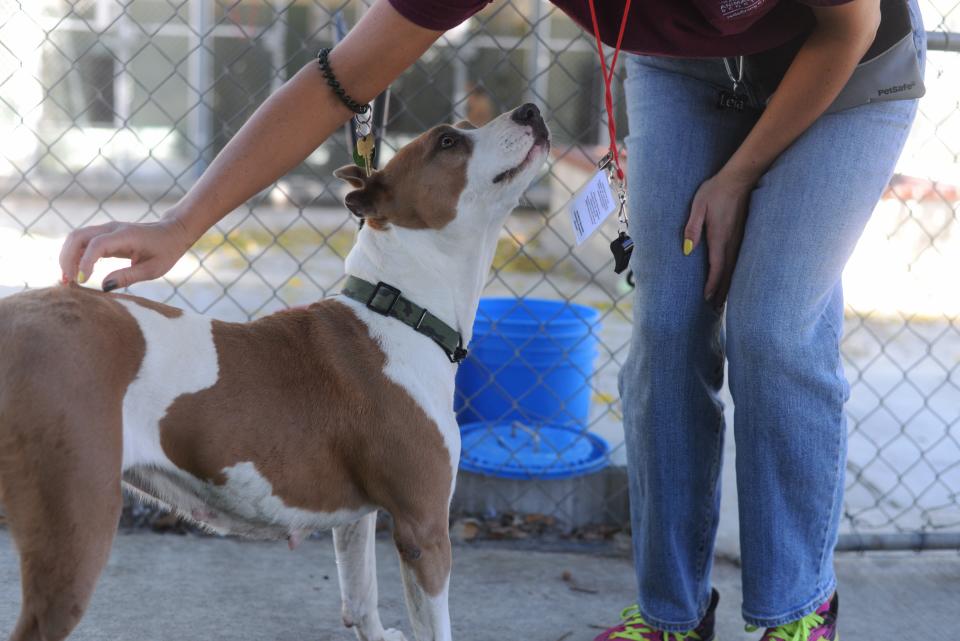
left=59, top=0, right=443, bottom=290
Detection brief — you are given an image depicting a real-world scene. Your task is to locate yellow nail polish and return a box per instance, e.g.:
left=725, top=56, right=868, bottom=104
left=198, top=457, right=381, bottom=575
left=683, top=239, right=694, bottom=256
left=77, top=270, right=87, bottom=284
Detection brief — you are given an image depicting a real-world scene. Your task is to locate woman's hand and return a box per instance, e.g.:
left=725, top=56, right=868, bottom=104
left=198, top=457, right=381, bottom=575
left=59, top=213, right=194, bottom=291
left=678, top=0, right=880, bottom=308
left=683, top=170, right=755, bottom=308
left=55, top=0, right=443, bottom=291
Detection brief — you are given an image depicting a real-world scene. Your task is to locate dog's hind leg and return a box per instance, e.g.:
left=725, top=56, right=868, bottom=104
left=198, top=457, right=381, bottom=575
left=334, top=512, right=408, bottom=641
left=1, top=413, right=122, bottom=641
left=392, top=513, right=452, bottom=641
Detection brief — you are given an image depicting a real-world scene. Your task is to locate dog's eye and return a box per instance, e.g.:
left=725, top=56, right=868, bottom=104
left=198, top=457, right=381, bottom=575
left=439, top=134, right=457, bottom=149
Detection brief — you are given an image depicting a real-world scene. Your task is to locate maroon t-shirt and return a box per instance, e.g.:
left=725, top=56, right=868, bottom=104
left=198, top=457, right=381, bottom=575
left=388, top=0, right=851, bottom=57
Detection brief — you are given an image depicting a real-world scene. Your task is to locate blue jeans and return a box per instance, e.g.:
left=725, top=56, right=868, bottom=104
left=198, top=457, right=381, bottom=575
left=618, top=11, right=925, bottom=632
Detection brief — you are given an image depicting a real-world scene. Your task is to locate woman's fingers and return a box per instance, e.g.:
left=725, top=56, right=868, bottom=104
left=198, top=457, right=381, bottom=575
left=59, top=218, right=192, bottom=289
left=718, top=237, right=744, bottom=306
left=683, top=193, right=707, bottom=255
left=688, top=185, right=725, bottom=302
left=714, top=274, right=734, bottom=308
left=102, top=261, right=161, bottom=292
left=76, top=230, right=135, bottom=284
left=687, top=172, right=753, bottom=306
left=711, top=250, right=736, bottom=308
left=704, top=222, right=745, bottom=307
left=59, top=222, right=120, bottom=282
left=703, top=228, right=725, bottom=302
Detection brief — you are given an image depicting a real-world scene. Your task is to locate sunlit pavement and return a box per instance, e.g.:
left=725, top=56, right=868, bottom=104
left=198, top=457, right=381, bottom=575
left=0, top=529, right=955, bottom=641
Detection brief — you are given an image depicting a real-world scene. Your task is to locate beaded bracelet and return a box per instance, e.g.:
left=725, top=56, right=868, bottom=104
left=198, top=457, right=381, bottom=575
left=317, top=48, right=369, bottom=115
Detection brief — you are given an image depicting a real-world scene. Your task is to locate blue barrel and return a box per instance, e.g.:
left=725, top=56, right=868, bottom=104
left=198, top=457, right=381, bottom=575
left=455, top=298, right=601, bottom=427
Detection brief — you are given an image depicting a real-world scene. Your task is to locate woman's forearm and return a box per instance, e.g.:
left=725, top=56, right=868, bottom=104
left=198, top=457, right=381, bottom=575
left=58, top=0, right=443, bottom=286
left=166, top=0, right=443, bottom=242
left=721, top=0, right=881, bottom=186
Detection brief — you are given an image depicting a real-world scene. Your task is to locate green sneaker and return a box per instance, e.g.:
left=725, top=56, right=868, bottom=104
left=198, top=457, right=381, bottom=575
left=747, top=593, right=838, bottom=641
left=593, top=590, right=719, bottom=641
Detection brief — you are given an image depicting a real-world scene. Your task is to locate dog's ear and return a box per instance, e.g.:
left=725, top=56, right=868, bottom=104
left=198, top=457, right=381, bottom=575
left=333, top=164, right=370, bottom=189
left=454, top=120, right=477, bottom=130
left=334, top=165, right=386, bottom=222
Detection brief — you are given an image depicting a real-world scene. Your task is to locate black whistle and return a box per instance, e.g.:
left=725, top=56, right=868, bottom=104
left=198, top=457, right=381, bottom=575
left=611, top=232, right=634, bottom=274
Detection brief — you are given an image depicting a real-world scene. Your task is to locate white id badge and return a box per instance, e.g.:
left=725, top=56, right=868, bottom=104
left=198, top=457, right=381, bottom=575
left=569, top=170, right=617, bottom=246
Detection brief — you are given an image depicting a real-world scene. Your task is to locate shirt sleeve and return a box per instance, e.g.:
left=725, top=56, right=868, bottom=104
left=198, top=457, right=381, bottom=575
left=387, top=0, right=490, bottom=30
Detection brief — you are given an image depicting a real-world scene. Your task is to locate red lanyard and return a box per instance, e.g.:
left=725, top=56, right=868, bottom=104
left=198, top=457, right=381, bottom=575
left=587, top=0, right=632, bottom=181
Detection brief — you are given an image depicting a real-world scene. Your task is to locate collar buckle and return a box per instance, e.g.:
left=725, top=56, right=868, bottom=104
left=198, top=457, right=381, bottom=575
left=448, top=342, right=469, bottom=364
left=366, top=281, right=401, bottom=316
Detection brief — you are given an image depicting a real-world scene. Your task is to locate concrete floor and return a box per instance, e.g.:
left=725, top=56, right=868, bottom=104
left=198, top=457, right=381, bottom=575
left=0, top=529, right=956, bottom=641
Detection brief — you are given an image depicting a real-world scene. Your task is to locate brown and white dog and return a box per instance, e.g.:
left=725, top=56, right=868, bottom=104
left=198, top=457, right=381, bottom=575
left=0, top=104, right=549, bottom=641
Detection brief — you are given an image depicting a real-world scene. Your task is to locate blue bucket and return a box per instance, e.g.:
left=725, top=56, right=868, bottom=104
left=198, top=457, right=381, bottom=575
left=455, top=298, right=601, bottom=427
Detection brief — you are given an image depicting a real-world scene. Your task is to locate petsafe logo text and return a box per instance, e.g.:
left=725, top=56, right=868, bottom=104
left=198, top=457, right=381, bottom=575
left=878, top=82, right=916, bottom=96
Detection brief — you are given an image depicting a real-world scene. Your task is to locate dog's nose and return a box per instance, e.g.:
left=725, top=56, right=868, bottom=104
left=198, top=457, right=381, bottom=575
left=511, top=103, right=541, bottom=125
left=511, top=103, right=549, bottom=144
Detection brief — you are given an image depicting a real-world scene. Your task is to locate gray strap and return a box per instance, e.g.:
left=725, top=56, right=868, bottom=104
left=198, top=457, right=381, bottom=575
left=340, top=276, right=467, bottom=363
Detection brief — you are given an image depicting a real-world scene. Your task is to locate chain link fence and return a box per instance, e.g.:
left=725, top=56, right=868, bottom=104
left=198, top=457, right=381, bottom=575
left=0, top=0, right=957, bottom=550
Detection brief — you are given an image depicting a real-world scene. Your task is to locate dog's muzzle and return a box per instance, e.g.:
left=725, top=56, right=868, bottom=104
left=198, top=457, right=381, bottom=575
left=511, top=102, right=549, bottom=145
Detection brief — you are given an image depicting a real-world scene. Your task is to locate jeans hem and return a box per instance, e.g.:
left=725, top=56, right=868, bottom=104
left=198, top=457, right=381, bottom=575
left=741, top=579, right=836, bottom=629
left=637, top=594, right=712, bottom=634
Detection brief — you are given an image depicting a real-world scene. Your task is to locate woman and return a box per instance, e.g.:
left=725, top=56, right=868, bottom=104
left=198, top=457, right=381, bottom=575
left=58, top=1, right=925, bottom=639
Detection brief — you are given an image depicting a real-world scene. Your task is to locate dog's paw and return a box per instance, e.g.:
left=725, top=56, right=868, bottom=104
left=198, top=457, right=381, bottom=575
left=381, top=628, right=408, bottom=641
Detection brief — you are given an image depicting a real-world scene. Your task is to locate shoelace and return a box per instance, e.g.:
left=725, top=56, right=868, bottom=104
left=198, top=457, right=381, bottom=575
left=609, top=605, right=703, bottom=641
left=745, top=609, right=826, bottom=641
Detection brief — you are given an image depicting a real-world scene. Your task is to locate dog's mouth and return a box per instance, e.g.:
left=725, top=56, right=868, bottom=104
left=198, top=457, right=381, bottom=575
left=492, top=134, right=550, bottom=185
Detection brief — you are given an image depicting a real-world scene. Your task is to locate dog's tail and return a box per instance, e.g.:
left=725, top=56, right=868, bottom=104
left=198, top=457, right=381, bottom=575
left=0, top=287, right=131, bottom=641
left=0, top=291, right=55, bottom=527
left=0, top=293, right=23, bottom=505
left=0, top=295, right=16, bottom=508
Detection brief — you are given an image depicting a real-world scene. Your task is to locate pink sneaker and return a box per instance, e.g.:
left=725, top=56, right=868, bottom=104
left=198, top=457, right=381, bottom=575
left=593, top=590, right=718, bottom=641
left=749, top=593, right=838, bottom=641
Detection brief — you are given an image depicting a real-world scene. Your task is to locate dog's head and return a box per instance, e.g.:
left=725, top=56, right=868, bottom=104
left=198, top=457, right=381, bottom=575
left=334, top=103, right=549, bottom=233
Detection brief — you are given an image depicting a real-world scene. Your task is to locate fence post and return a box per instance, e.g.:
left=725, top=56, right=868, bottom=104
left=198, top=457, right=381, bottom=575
left=189, top=0, right=214, bottom=179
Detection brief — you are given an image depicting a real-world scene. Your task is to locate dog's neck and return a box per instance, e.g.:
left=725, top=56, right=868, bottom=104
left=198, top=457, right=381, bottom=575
left=342, top=199, right=509, bottom=347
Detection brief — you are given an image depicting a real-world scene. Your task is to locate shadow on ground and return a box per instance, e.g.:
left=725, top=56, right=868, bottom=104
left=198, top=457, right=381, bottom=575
left=0, top=529, right=956, bottom=641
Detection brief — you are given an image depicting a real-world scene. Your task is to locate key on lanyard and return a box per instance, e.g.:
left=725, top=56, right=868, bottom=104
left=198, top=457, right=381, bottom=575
left=353, top=109, right=376, bottom=176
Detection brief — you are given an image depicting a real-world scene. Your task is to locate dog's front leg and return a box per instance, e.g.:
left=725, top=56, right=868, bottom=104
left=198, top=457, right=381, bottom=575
left=334, top=512, right=408, bottom=641
left=393, top=516, right=453, bottom=641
